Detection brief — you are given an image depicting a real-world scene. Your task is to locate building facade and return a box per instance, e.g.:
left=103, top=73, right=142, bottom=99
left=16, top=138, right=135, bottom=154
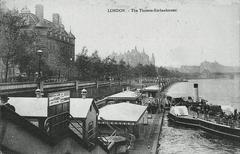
left=19, top=4, right=75, bottom=78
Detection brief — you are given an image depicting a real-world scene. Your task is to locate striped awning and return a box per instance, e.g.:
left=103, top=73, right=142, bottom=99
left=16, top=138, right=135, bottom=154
left=98, top=121, right=135, bottom=125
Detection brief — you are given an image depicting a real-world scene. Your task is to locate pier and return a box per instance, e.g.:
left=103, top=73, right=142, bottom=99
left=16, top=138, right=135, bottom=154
left=0, top=77, right=178, bottom=154
left=128, top=98, right=166, bottom=154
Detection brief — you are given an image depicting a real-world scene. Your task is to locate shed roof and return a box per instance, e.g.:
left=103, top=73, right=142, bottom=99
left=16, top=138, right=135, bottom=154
left=98, top=103, right=147, bottom=123
left=142, top=85, right=160, bottom=92
left=8, top=97, right=95, bottom=118
left=70, top=98, right=95, bottom=118
left=106, top=91, right=141, bottom=100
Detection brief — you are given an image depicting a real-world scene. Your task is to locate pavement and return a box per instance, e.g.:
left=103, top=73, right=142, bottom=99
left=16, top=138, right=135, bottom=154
left=128, top=111, right=164, bottom=154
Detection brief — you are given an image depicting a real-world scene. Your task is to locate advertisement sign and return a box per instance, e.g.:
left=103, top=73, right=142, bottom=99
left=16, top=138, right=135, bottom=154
left=48, top=91, right=70, bottom=106
left=46, top=90, right=70, bottom=135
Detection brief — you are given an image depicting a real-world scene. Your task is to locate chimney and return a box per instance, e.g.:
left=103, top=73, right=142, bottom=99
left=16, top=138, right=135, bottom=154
left=81, top=89, right=87, bottom=99
left=193, top=83, right=199, bottom=102
left=52, top=13, right=60, bottom=25
left=35, top=4, right=44, bottom=19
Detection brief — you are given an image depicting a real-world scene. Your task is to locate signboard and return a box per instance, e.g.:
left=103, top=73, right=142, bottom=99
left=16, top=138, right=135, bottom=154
left=46, top=90, right=70, bottom=135
left=48, top=91, right=70, bottom=106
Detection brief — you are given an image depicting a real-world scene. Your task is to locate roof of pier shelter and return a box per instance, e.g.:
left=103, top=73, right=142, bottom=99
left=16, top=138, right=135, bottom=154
left=0, top=105, right=97, bottom=151
left=106, top=90, right=142, bottom=101
left=8, top=97, right=98, bottom=118
left=142, top=85, right=161, bottom=92
left=98, top=103, right=147, bottom=125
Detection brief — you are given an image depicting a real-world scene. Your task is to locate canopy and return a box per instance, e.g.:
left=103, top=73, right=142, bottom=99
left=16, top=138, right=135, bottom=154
left=106, top=90, right=141, bottom=101
left=98, top=102, right=147, bottom=123
left=8, top=97, right=95, bottom=118
left=170, top=106, right=189, bottom=116
left=221, top=105, right=234, bottom=115
left=142, top=85, right=160, bottom=92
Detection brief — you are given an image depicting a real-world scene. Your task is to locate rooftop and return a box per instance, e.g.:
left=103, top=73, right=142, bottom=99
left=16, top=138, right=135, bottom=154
left=19, top=6, right=75, bottom=40
left=98, top=103, right=147, bottom=123
left=106, top=90, right=141, bottom=100
left=142, top=85, right=160, bottom=91
left=8, top=97, right=94, bottom=118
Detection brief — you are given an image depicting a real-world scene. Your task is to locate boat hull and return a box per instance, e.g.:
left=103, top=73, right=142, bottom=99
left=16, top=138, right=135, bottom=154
left=168, top=113, right=240, bottom=140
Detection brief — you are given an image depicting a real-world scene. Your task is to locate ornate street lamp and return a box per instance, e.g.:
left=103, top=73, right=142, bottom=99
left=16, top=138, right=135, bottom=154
left=37, top=50, right=43, bottom=88
left=69, top=58, right=73, bottom=80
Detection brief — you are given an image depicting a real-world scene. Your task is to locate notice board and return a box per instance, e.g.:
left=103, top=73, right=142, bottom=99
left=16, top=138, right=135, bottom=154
left=47, top=90, right=70, bottom=135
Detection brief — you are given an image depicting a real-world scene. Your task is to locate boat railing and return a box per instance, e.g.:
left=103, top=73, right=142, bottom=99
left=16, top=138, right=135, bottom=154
left=189, top=110, right=240, bottom=129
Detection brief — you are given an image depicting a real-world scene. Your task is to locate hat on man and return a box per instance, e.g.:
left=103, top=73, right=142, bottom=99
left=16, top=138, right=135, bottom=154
left=0, top=95, right=9, bottom=102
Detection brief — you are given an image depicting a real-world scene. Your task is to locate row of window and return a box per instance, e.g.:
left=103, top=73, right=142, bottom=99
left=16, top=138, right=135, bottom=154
left=47, top=32, right=73, bottom=43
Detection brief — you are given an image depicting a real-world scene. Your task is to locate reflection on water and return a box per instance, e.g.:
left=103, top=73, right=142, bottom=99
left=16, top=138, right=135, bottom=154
left=158, top=78, right=240, bottom=154
left=159, top=116, right=240, bottom=154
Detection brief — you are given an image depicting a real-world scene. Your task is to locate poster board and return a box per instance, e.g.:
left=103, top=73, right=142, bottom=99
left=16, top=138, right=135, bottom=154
left=47, top=90, right=70, bottom=135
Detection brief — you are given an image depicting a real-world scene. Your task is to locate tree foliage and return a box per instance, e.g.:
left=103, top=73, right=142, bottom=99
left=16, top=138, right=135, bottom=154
left=74, top=47, right=182, bottom=81
left=0, top=10, right=26, bottom=81
left=0, top=7, right=183, bottom=82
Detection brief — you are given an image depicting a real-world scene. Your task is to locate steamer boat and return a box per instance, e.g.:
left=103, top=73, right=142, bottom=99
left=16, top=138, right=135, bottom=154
left=167, top=83, right=240, bottom=140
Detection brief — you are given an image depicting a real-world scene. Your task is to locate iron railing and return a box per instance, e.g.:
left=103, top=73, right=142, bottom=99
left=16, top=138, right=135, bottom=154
left=44, top=112, right=95, bottom=146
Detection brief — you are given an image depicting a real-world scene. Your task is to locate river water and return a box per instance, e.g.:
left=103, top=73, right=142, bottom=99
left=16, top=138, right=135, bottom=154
left=158, top=77, right=240, bottom=154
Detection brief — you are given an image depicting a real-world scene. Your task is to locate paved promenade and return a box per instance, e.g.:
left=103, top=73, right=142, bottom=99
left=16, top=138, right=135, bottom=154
left=129, top=111, right=164, bottom=154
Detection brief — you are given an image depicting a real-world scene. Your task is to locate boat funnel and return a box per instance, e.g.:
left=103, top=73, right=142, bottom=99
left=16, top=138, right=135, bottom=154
left=193, top=83, right=199, bottom=102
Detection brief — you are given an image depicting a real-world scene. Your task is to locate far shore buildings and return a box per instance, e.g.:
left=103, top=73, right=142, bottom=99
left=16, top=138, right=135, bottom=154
left=0, top=4, right=75, bottom=81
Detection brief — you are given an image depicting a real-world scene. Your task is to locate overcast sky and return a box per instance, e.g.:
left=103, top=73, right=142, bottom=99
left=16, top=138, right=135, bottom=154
left=6, top=0, right=240, bottom=67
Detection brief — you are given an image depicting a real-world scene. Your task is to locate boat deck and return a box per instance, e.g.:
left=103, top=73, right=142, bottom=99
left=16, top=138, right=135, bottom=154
left=185, top=111, right=240, bottom=129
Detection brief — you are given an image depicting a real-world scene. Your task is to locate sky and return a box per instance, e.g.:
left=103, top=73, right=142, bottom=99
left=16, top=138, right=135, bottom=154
left=5, top=0, right=240, bottom=67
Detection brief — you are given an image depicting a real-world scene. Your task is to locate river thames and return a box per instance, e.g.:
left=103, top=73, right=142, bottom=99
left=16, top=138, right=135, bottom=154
left=158, top=77, right=240, bottom=154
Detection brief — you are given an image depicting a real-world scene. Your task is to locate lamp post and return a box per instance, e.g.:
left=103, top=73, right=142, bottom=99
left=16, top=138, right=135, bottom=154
left=37, top=50, right=43, bottom=88
left=69, top=58, right=73, bottom=80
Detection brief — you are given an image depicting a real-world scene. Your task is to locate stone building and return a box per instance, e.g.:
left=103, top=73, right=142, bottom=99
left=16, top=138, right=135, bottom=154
left=19, top=4, right=75, bottom=77
left=109, top=47, right=156, bottom=67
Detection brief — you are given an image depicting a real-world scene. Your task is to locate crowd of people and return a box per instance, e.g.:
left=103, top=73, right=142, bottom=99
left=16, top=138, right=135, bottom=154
left=169, top=96, right=240, bottom=127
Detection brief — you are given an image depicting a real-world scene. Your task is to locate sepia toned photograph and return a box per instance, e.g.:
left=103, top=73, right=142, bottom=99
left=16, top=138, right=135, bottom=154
left=0, top=0, right=240, bottom=153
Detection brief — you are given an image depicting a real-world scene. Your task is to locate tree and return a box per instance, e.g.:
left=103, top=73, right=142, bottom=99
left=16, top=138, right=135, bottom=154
left=117, top=59, right=127, bottom=81
left=89, top=50, right=104, bottom=81
left=134, top=63, right=144, bottom=77
left=0, top=10, right=25, bottom=81
left=103, top=57, right=117, bottom=81
left=75, top=47, right=91, bottom=80
left=13, top=31, right=39, bottom=80
left=143, top=64, right=157, bottom=77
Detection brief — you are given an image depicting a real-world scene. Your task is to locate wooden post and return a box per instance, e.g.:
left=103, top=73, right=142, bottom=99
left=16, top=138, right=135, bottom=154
left=96, top=81, right=99, bottom=89
left=40, top=80, right=44, bottom=93
left=75, top=80, right=79, bottom=91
